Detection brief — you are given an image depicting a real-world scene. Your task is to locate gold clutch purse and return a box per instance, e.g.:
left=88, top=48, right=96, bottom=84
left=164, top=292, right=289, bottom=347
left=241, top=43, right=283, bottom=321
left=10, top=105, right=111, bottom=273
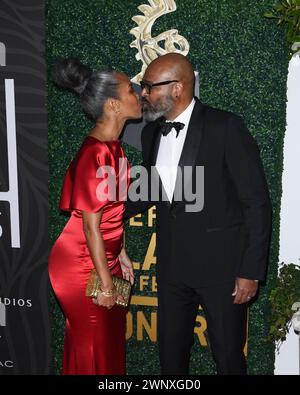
left=85, top=268, right=131, bottom=307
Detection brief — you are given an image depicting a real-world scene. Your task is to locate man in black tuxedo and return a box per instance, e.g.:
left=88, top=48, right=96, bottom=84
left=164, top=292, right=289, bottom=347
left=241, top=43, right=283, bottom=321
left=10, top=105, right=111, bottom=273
left=123, top=53, right=272, bottom=374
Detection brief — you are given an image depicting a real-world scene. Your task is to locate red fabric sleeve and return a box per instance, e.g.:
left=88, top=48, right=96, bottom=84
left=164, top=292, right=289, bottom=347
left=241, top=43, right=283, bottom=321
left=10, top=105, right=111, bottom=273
left=59, top=142, right=114, bottom=213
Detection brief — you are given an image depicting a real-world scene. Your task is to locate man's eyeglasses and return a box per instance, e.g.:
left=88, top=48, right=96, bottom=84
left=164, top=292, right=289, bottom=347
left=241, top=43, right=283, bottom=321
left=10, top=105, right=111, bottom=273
left=140, top=79, right=179, bottom=94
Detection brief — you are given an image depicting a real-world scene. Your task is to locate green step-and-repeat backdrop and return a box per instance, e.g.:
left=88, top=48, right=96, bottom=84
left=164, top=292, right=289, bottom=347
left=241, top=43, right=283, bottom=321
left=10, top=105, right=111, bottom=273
left=47, top=0, right=288, bottom=374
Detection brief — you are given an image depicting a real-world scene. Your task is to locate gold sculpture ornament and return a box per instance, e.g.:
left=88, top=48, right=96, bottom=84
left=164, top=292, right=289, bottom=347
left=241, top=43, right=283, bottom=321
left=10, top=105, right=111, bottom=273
left=130, top=0, right=190, bottom=83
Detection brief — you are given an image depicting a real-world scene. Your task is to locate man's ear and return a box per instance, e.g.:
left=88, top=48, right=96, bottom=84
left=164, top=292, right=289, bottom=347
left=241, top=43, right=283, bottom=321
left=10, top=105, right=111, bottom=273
left=173, top=82, right=183, bottom=98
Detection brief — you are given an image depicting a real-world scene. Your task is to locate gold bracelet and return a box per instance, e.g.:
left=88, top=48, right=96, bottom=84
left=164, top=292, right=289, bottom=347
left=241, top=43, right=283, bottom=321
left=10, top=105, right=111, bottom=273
left=99, top=288, right=115, bottom=297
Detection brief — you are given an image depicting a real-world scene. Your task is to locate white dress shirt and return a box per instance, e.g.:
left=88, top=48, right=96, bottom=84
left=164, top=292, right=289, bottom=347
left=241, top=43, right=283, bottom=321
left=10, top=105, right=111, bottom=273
left=155, top=98, right=196, bottom=202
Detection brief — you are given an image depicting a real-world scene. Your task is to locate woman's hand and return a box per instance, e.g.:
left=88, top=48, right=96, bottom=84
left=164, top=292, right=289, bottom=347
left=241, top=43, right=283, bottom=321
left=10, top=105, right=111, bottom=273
left=119, top=247, right=134, bottom=285
left=93, top=289, right=116, bottom=309
left=93, top=289, right=125, bottom=309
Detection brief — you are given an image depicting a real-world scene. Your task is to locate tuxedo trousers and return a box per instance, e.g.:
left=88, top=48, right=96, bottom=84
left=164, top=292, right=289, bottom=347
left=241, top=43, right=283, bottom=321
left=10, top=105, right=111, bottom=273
left=157, top=278, right=248, bottom=375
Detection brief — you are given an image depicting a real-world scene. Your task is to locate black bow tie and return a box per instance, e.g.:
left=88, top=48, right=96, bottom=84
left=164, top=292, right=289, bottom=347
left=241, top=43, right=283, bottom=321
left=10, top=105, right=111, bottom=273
left=158, top=120, right=185, bottom=138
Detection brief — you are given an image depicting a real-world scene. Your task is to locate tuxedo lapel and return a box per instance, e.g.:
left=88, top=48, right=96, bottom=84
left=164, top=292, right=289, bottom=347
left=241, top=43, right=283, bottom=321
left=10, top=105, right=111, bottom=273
left=171, top=98, right=206, bottom=213
left=149, top=123, right=162, bottom=167
left=148, top=121, right=171, bottom=208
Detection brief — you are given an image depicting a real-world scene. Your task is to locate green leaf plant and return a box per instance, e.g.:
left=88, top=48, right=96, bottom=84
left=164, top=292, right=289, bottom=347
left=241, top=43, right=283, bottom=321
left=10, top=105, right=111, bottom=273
left=268, top=263, right=300, bottom=350
left=265, top=0, right=300, bottom=58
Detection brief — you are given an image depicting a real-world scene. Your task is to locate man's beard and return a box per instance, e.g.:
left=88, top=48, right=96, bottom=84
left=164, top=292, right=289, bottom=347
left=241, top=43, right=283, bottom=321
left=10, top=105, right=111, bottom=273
left=142, top=95, right=175, bottom=123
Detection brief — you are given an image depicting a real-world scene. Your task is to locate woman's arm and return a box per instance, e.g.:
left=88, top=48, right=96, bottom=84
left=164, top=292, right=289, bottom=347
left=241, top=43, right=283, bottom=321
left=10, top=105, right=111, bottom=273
left=119, top=232, right=134, bottom=285
left=82, top=210, right=118, bottom=308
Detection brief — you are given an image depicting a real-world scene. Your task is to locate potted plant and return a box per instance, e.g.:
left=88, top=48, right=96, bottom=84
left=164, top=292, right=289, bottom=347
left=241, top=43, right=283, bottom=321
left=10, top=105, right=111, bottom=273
left=268, top=263, right=300, bottom=350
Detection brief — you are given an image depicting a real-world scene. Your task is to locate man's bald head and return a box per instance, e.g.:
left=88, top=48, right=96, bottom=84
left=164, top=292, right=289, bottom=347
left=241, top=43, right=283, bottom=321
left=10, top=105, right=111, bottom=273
left=145, top=53, right=195, bottom=98
left=141, top=53, right=195, bottom=122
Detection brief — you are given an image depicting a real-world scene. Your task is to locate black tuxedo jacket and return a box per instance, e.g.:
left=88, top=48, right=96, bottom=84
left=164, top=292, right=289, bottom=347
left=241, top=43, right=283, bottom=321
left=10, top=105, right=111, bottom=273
left=125, top=98, right=272, bottom=287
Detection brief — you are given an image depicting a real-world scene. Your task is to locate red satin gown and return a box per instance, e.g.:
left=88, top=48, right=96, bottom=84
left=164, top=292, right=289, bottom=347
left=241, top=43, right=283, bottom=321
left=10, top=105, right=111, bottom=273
left=48, top=136, right=129, bottom=375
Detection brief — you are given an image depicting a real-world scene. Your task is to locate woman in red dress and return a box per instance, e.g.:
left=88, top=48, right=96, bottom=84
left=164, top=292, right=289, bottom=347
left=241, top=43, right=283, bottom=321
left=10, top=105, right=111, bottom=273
left=48, top=58, right=141, bottom=375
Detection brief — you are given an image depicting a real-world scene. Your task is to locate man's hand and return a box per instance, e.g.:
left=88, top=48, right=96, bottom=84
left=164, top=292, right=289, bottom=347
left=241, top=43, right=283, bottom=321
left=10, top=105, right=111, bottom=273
left=232, top=277, right=258, bottom=304
left=118, top=247, right=135, bottom=285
